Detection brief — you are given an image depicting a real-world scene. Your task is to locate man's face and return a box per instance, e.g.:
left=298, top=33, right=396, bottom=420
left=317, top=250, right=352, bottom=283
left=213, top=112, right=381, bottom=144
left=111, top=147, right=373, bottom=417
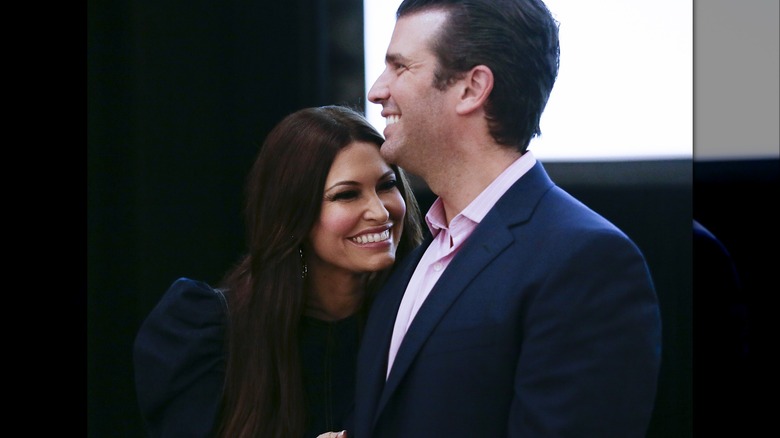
left=367, top=10, right=453, bottom=176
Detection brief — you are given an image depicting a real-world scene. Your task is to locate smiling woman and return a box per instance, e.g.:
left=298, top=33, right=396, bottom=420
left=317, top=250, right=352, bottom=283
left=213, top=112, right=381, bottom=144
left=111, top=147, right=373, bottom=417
left=132, top=105, right=423, bottom=438
left=307, top=140, right=408, bottom=317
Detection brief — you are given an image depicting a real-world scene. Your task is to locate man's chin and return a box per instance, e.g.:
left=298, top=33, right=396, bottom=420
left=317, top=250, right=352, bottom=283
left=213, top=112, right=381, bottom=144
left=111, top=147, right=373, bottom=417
left=379, top=142, right=400, bottom=164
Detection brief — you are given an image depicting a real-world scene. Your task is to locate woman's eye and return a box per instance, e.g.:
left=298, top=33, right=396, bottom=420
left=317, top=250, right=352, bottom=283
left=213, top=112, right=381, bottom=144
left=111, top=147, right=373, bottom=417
left=330, top=190, right=359, bottom=201
left=378, top=179, right=398, bottom=191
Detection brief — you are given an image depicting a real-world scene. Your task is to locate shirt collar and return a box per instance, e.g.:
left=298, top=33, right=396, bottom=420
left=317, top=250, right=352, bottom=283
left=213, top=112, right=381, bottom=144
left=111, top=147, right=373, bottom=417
left=424, top=150, right=537, bottom=234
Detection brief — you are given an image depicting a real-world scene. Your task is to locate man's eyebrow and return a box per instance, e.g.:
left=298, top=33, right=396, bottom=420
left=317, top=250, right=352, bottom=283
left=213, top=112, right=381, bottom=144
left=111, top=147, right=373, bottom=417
left=386, top=53, right=410, bottom=65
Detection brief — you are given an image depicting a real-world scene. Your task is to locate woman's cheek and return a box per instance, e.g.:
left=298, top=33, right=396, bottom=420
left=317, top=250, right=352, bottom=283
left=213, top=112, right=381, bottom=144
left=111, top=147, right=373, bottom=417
left=385, top=191, right=406, bottom=248
left=385, top=190, right=406, bottom=222
left=319, top=204, right=361, bottom=236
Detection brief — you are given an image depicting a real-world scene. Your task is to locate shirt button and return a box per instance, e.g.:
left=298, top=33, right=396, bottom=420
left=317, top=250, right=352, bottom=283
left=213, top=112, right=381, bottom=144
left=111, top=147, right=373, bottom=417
left=433, top=262, right=443, bottom=272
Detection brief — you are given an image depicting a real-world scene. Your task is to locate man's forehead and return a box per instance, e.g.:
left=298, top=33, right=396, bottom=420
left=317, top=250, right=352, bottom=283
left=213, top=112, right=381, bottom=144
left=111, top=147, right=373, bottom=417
left=388, top=10, right=447, bottom=57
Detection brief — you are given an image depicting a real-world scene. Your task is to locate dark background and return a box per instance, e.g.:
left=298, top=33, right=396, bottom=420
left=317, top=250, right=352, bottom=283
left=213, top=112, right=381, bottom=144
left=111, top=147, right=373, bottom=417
left=88, top=1, right=777, bottom=436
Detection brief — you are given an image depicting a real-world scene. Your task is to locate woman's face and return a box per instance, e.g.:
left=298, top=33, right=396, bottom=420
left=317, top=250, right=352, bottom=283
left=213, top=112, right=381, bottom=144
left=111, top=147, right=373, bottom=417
left=308, top=141, right=407, bottom=277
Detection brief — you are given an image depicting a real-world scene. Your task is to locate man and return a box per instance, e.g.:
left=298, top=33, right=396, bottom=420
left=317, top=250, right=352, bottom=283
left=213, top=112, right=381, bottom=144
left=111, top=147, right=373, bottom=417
left=351, top=0, right=662, bottom=436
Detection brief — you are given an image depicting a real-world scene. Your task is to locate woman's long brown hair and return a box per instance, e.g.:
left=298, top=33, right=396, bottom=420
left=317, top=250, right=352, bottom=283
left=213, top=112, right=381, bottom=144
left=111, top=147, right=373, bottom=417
left=215, top=106, right=423, bottom=437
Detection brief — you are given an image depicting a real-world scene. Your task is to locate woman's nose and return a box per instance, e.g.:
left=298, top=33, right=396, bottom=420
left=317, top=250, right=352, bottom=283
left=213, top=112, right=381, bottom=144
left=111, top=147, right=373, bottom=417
left=364, top=194, right=391, bottom=222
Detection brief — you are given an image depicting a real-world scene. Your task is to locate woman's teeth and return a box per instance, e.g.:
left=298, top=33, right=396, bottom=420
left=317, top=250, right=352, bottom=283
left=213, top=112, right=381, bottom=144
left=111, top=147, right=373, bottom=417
left=352, top=229, right=390, bottom=244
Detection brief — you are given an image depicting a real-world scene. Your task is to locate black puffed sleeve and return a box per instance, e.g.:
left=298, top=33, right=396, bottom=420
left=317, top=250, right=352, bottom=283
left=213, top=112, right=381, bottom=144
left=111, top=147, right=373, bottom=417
left=133, top=278, right=227, bottom=438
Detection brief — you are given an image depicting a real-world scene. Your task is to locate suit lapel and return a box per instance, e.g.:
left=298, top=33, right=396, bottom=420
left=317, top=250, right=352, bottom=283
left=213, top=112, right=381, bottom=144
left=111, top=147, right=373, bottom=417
left=365, top=161, right=556, bottom=429
left=374, top=160, right=555, bottom=415
left=362, top=238, right=428, bottom=372
left=357, top=237, right=431, bottom=433
left=377, top=220, right=514, bottom=411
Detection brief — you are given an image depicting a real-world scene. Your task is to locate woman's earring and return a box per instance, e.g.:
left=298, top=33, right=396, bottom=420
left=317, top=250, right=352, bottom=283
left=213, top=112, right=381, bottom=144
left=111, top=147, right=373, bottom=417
left=299, top=247, right=308, bottom=279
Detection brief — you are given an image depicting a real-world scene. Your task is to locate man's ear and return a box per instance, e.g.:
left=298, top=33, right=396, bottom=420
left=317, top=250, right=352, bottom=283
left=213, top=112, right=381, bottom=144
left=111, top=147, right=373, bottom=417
left=455, top=65, right=494, bottom=115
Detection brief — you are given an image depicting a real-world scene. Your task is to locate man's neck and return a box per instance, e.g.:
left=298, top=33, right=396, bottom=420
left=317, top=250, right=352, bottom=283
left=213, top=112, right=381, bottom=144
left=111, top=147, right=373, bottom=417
left=430, top=146, right=522, bottom=224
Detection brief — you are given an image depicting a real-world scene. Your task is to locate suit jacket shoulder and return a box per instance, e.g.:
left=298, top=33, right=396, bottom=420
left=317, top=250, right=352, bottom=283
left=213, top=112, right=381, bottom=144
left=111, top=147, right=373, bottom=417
left=133, top=278, right=227, bottom=437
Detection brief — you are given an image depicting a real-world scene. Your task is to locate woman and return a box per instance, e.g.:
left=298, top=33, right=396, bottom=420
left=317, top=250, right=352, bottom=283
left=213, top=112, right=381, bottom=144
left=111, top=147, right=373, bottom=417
left=133, top=105, right=424, bottom=438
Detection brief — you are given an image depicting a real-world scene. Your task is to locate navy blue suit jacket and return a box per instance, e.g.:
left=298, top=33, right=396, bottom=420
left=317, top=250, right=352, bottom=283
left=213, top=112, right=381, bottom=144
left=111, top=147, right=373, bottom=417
left=352, top=161, right=661, bottom=437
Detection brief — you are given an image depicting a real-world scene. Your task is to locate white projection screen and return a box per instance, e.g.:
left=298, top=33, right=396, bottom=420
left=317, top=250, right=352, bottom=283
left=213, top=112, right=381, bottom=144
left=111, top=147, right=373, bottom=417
left=363, top=0, right=694, bottom=162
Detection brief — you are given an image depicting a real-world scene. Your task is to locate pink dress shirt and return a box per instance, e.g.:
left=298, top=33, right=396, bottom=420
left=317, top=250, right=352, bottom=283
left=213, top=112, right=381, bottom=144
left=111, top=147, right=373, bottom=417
left=386, top=151, right=537, bottom=378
